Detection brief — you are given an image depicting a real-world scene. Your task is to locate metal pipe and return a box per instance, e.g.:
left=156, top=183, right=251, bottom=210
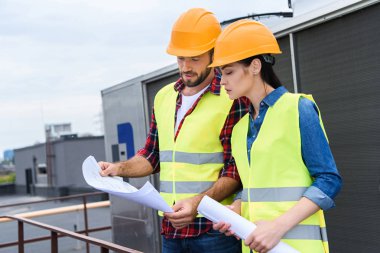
left=0, top=201, right=110, bottom=223
left=0, top=226, right=111, bottom=248
left=101, top=247, right=109, bottom=253
left=18, top=221, right=24, bottom=253
left=51, top=231, right=58, bottom=253
left=0, top=191, right=107, bottom=209
left=289, top=33, right=299, bottom=93
left=83, top=196, right=90, bottom=253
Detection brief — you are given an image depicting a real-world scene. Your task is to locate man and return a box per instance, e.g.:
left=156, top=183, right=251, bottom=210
left=99, top=8, right=249, bottom=253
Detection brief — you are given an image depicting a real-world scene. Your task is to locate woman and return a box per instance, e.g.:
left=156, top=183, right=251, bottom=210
left=210, top=20, right=342, bottom=253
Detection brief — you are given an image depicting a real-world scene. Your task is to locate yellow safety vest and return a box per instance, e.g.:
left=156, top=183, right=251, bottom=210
left=155, top=82, right=235, bottom=217
left=231, top=93, right=329, bottom=253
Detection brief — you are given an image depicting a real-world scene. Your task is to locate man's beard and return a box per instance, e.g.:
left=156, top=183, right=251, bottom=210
left=181, top=67, right=211, bottom=87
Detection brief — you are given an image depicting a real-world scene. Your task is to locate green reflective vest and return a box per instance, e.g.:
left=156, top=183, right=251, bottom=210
left=155, top=83, right=234, bottom=217
left=231, top=92, right=329, bottom=253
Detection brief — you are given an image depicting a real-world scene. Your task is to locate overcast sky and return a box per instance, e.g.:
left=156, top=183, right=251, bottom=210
left=0, top=0, right=339, bottom=158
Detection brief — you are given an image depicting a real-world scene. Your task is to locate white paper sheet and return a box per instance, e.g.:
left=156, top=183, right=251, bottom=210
left=82, top=156, right=173, bottom=213
left=197, top=196, right=300, bottom=253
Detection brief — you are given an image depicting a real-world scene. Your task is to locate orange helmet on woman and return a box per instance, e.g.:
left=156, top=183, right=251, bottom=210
left=209, top=19, right=281, bottom=67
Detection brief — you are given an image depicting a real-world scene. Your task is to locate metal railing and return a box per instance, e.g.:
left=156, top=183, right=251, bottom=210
left=0, top=215, right=142, bottom=253
left=0, top=192, right=142, bottom=253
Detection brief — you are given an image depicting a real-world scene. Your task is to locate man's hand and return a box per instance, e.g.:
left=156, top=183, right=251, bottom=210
left=98, top=156, right=154, bottom=178
left=98, top=161, right=120, bottom=177
left=164, top=195, right=202, bottom=229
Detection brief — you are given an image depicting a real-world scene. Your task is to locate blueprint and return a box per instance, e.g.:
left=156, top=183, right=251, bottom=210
left=82, top=156, right=173, bottom=213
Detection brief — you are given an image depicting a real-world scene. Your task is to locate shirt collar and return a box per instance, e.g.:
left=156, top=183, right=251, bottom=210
left=173, top=68, right=221, bottom=95
left=248, top=86, right=288, bottom=114
left=262, top=86, right=288, bottom=107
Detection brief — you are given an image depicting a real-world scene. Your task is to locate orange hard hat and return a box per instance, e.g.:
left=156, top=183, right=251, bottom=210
left=167, top=8, right=222, bottom=57
left=209, top=19, right=282, bottom=67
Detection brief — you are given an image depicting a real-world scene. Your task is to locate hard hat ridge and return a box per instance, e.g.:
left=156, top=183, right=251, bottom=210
left=209, top=19, right=281, bottom=67
left=167, top=8, right=222, bottom=57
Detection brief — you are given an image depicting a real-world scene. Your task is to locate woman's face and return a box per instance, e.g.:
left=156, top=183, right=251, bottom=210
left=220, top=62, right=253, bottom=100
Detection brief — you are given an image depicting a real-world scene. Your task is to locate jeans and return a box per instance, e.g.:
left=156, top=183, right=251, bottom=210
left=162, top=229, right=241, bottom=253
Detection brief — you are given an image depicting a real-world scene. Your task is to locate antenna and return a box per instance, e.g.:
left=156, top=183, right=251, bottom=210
left=220, top=11, right=293, bottom=26
left=221, top=1, right=294, bottom=26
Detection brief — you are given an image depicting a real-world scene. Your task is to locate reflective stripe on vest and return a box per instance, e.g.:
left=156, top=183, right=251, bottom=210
left=154, top=83, right=235, bottom=217
left=232, top=93, right=329, bottom=253
left=241, top=187, right=307, bottom=202
left=160, top=181, right=214, bottom=193
left=283, top=225, right=327, bottom=241
left=159, top=151, right=224, bottom=164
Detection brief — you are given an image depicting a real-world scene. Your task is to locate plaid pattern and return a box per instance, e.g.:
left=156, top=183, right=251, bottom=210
left=137, top=70, right=249, bottom=238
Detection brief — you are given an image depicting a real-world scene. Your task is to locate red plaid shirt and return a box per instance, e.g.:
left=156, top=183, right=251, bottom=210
left=137, top=70, right=249, bottom=238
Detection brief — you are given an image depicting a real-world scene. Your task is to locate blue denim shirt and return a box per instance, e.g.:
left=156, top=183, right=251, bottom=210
left=237, top=86, right=342, bottom=210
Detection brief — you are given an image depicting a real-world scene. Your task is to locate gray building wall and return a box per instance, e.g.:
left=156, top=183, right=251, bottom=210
left=102, top=77, right=161, bottom=253
left=54, top=136, right=106, bottom=189
left=289, top=4, right=380, bottom=252
left=102, top=79, right=147, bottom=164
left=14, top=143, right=46, bottom=186
left=14, top=136, right=105, bottom=196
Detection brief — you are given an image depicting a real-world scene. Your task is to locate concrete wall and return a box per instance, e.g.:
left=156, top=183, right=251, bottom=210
left=54, top=136, right=105, bottom=188
left=14, top=136, right=105, bottom=196
left=14, top=143, right=45, bottom=187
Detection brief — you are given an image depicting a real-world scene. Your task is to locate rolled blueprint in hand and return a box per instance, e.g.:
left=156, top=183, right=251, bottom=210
left=197, top=196, right=300, bottom=253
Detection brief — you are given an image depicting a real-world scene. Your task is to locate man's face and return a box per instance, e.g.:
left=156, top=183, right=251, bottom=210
left=177, top=51, right=212, bottom=87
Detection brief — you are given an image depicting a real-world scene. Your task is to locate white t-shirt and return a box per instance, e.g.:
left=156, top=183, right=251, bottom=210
left=174, top=85, right=210, bottom=135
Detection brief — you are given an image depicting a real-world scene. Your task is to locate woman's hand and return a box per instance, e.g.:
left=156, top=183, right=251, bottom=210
left=245, top=220, right=287, bottom=253
left=212, top=199, right=241, bottom=239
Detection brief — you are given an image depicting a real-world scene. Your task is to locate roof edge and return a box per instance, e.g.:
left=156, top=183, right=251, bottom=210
left=272, top=0, right=378, bottom=37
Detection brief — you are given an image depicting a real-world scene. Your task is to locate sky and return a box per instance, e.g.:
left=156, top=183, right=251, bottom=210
left=0, top=0, right=338, bottom=159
